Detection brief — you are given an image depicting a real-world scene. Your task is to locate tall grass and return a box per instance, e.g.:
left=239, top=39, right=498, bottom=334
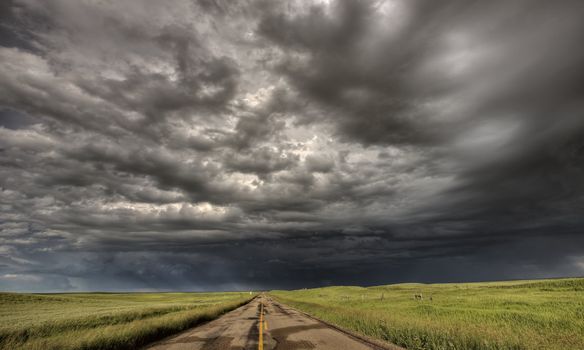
left=0, top=292, right=253, bottom=350
left=270, top=278, right=584, bottom=350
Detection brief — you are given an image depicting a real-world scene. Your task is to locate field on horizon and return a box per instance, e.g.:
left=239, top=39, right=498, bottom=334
left=271, top=277, right=584, bottom=350
left=0, top=291, right=252, bottom=350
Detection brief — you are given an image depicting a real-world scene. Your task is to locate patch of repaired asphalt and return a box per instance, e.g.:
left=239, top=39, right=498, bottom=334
left=162, top=335, right=207, bottom=344
left=273, top=303, right=293, bottom=316
left=269, top=324, right=328, bottom=350
left=162, top=335, right=235, bottom=349
left=244, top=315, right=261, bottom=349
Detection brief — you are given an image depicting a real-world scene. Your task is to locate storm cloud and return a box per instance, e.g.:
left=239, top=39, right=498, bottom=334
left=1, top=0, right=583, bottom=292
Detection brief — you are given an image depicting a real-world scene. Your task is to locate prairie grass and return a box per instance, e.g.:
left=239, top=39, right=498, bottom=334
left=0, top=291, right=252, bottom=350
left=270, top=278, right=584, bottom=350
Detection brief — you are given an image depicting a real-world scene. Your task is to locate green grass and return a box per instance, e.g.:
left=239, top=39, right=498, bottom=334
left=0, top=291, right=254, bottom=350
left=270, top=278, right=584, bottom=350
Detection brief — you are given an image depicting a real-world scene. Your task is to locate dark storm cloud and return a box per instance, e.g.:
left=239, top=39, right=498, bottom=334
left=259, top=0, right=584, bottom=146
left=1, top=0, right=584, bottom=292
left=224, top=147, right=298, bottom=175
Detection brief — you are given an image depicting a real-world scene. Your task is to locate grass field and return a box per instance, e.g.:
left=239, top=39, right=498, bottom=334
left=0, top=291, right=253, bottom=350
left=271, top=278, right=584, bottom=350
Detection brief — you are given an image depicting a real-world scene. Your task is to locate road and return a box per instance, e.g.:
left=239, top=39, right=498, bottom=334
left=146, top=295, right=401, bottom=350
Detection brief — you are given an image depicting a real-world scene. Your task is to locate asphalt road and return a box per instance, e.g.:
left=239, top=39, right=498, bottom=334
left=146, top=295, right=400, bottom=350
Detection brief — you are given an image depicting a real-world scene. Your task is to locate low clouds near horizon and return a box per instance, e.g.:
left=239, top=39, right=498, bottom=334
left=1, top=0, right=584, bottom=292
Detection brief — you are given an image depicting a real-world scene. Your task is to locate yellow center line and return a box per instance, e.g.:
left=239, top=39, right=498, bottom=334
left=258, top=302, right=264, bottom=350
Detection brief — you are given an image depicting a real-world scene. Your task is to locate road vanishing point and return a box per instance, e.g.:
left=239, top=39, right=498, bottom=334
left=146, top=295, right=403, bottom=350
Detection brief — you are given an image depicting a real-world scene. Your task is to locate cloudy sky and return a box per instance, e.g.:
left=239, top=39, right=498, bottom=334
left=1, top=0, right=583, bottom=292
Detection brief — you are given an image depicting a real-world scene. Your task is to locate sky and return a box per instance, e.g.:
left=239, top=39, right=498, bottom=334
left=1, top=0, right=584, bottom=292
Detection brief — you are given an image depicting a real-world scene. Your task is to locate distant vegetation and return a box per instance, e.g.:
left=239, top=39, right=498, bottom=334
left=271, top=278, right=584, bottom=350
left=0, top=292, right=252, bottom=350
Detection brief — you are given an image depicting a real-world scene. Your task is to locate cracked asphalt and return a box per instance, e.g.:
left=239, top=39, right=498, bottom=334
left=145, top=295, right=396, bottom=350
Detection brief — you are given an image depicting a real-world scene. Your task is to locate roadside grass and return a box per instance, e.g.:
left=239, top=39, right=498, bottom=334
left=0, top=291, right=253, bottom=350
left=270, top=278, right=584, bottom=350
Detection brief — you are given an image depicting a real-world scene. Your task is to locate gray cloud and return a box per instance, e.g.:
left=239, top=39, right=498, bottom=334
left=1, top=0, right=584, bottom=292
